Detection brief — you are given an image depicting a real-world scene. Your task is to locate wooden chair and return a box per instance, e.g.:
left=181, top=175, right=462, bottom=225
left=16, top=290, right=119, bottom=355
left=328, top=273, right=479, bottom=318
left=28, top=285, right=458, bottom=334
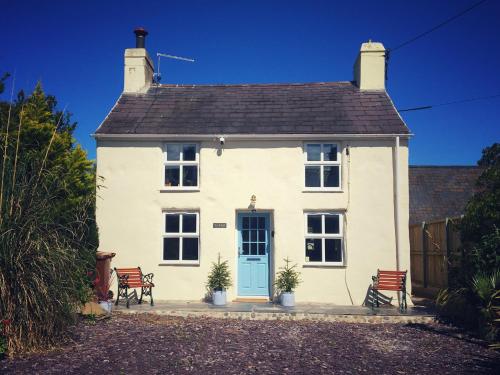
left=371, top=270, right=407, bottom=312
left=114, top=267, right=154, bottom=308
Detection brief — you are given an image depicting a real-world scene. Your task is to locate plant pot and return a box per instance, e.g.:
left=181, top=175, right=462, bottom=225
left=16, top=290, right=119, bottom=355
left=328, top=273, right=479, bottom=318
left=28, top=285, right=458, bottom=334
left=212, top=290, right=227, bottom=306
left=99, top=300, right=113, bottom=313
left=280, top=292, right=295, bottom=307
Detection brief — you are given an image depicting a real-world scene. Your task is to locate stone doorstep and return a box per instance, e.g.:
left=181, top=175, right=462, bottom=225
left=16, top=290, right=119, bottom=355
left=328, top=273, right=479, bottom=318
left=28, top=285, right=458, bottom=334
left=115, top=309, right=435, bottom=324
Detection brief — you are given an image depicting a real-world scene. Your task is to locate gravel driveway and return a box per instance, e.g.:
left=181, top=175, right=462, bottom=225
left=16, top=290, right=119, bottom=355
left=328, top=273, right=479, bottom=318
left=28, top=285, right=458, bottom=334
left=2, top=313, right=499, bottom=374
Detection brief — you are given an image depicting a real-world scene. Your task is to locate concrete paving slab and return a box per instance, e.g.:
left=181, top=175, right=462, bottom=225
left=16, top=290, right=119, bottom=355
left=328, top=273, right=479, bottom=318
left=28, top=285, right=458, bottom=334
left=114, top=299, right=435, bottom=323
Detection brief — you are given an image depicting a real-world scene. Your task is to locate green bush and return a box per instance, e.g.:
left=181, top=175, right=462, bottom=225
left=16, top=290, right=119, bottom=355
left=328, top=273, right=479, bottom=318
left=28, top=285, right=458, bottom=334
left=472, top=271, right=500, bottom=340
left=436, top=288, right=477, bottom=327
left=206, top=254, right=232, bottom=292
left=440, top=143, right=500, bottom=345
left=274, top=257, right=301, bottom=294
left=0, top=79, right=97, bottom=354
left=436, top=270, right=500, bottom=342
left=0, top=320, right=8, bottom=356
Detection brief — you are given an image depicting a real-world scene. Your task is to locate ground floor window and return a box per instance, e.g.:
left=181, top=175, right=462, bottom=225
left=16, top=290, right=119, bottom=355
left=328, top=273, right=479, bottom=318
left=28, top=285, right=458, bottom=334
left=304, top=212, right=343, bottom=265
left=163, top=212, right=199, bottom=264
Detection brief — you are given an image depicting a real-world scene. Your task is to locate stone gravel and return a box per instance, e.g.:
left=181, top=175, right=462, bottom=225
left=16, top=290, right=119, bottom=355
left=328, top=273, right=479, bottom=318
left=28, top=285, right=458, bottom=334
left=1, top=313, right=499, bottom=374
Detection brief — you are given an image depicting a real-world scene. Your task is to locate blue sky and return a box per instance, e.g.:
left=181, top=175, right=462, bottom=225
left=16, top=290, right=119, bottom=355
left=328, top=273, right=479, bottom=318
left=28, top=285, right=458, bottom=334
left=2, top=0, right=499, bottom=164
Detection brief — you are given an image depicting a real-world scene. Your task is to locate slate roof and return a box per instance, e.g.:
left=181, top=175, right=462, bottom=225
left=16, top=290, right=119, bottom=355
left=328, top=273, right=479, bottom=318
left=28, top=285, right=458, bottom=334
left=409, top=166, right=483, bottom=225
left=95, top=82, right=409, bottom=135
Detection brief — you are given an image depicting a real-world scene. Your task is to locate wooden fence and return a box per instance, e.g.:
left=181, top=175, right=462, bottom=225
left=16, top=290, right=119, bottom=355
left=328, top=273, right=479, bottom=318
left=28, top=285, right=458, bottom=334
left=409, top=218, right=462, bottom=297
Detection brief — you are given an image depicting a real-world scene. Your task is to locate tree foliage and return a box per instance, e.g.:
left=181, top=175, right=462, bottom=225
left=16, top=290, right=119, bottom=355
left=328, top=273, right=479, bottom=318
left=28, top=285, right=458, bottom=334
left=457, top=143, right=500, bottom=281
left=0, top=75, right=97, bottom=354
left=461, top=143, right=500, bottom=245
left=440, top=143, right=500, bottom=344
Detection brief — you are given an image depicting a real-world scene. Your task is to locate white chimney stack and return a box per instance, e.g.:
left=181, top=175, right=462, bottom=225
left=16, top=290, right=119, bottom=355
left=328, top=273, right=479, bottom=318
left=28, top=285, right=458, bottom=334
left=124, top=28, right=154, bottom=93
left=353, top=41, right=386, bottom=91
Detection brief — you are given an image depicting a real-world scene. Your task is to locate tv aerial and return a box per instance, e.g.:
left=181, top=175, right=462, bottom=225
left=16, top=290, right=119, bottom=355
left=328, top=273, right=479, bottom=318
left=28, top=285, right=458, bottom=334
left=154, top=52, right=195, bottom=83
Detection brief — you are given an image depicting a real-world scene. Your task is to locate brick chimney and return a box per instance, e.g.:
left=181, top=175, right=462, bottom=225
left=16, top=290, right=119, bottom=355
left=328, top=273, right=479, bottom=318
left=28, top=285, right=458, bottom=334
left=124, top=28, right=154, bottom=93
left=353, top=41, right=386, bottom=91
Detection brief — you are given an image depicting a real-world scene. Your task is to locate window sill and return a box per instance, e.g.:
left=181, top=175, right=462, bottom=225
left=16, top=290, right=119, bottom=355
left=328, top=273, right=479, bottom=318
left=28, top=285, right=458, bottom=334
left=302, top=263, right=346, bottom=268
left=302, top=189, right=343, bottom=193
left=160, top=188, right=200, bottom=193
left=158, top=262, right=200, bottom=267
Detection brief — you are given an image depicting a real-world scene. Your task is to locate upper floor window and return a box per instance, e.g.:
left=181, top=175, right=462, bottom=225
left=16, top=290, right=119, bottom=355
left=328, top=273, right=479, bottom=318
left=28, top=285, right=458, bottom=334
left=164, top=143, right=199, bottom=189
left=304, top=143, right=341, bottom=190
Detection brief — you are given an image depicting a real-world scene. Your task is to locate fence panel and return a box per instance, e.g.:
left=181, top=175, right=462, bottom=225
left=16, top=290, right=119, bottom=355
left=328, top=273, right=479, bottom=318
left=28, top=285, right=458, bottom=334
left=409, top=217, right=461, bottom=296
left=409, top=224, right=424, bottom=286
left=424, top=220, right=448, bottom=289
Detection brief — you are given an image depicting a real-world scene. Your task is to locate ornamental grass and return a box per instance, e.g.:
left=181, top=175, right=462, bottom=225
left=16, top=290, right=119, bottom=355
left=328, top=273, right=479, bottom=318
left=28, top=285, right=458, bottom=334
left=0, top=81, right=97, bottom=354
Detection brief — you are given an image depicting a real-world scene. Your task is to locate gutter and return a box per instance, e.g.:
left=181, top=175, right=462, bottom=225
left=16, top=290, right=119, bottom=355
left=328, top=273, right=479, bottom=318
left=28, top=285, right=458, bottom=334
left=91, top=133, right=413, bottom=141
left=394, top=136, right=401, bottom=271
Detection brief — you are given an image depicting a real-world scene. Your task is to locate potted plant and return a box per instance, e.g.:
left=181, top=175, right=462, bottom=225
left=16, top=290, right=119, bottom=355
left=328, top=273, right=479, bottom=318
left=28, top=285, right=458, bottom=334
left=207, top=254, right=232, bottom=306
left=275, top=257, right=301, bottom=307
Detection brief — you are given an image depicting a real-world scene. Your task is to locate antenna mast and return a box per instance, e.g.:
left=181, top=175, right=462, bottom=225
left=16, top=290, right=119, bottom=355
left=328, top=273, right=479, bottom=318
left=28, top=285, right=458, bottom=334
left=154, top=52, right=195, bottom=83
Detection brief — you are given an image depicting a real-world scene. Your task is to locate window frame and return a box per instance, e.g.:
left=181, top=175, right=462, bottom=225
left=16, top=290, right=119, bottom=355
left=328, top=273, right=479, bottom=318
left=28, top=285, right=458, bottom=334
left=162, top=211, right=200, bottom=265
left=304, top=212, right=344, bottom=266
left=303, top=142, right=342, bottom=191
left=163, top=143, right=200, bottom=190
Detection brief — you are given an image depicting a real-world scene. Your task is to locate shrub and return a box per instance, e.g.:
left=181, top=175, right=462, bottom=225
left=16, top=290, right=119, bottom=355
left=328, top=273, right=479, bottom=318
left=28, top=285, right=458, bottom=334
left=436, top=270, right=500, bottom=342
left=472, top=271, right=500, bottom=340
left=274, top=257, right=301, bottom=294
left=0, top=320, right=8, bottom=357
left=207, top=254, right=232, bottom=292
left=440, top=143, right=500, bottom=345
left=0, top=79, right=97, bottom=354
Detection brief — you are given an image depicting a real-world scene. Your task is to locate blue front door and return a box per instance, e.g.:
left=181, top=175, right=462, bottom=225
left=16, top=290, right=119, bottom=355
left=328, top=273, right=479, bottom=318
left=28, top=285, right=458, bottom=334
left=237, top=213, right=270, bottom=296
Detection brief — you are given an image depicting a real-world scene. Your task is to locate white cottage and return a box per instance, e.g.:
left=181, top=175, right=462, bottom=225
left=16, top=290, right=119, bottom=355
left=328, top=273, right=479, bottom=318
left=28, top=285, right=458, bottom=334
left=94, top=29, right=411, bottom=305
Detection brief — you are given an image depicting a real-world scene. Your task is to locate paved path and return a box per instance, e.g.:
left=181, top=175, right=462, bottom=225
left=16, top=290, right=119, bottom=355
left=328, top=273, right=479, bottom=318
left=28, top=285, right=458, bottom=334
left=115, top=300, right=435, bottom=323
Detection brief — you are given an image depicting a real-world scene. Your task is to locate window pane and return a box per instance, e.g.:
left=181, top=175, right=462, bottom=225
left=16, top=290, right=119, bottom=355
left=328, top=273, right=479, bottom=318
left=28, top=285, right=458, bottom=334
left=324, top=166, right=340, bottom=188
left=258, top=243, right=265, bottom=255
left=165, top=214, right=180, bottom=233
left=182, top=214, right=197, bottom=233
left=250, top=230, right=257, bottom=242
left=307, top=215, right=322, bottom=234
left=242, top=230, right=249, bottom=241
left=325, top=239, right=342, bottom=262
left=182, top=166, right=198, bottom=186
left=323, top=144, right=337, bottom=161
left=183, top=144, right=196, bottom=161
left=163, top=237, right=180, bottom=260
left=305, top=238, right=322, bottom=262
left=258, top=217, right=265, bottom=229
left=250, top=217, right=258, bottom=228
left=325, top=215, right=340, bottom=234
left=242, top=243, right=249, bottom=255
left=251, top=243, right=257, bottom=255
left=166, top=144, right=181, bottom=161
left=306, top=144, right=321, bottom=161
left=305, top=166, right=321, bottom=187
left=258, top=230, right=265, bottom=243
left=182, top=238, right=199, bottom=260
left=165, top=166, right=180, bottom=187
left=243, top=217, right=250, bottom=229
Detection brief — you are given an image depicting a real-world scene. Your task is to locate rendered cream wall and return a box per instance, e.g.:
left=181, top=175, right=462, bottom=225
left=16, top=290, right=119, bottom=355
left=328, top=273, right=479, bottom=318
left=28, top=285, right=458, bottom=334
left=96, top=139, right=410, bottom=305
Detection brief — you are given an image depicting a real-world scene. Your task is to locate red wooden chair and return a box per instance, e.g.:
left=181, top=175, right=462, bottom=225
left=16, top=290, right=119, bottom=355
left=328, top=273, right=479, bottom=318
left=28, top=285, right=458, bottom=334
left=372, top=270, right=407, bottom=312
left=114, top=267, right=154, bottom=308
